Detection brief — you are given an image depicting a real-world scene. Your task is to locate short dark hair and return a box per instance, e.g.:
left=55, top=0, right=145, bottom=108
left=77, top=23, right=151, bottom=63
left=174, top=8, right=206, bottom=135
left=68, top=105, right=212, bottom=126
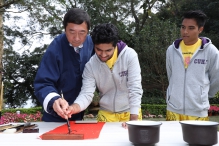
left=90, top=23, right=118, bottom=47
left=182, top=10, right=207, bottom=28
left=63, top=8, right=90, bottom=31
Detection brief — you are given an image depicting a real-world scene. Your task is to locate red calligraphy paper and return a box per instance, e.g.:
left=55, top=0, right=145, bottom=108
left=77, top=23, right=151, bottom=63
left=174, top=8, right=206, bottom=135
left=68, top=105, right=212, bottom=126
left=39, top=121, right=105, bottom=140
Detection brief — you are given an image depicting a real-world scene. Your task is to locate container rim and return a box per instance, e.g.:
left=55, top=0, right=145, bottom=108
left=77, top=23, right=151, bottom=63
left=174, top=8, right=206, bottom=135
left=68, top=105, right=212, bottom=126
left=179, top=120, right=219, bottom=126
left=126, top=121, right=162, bottom=126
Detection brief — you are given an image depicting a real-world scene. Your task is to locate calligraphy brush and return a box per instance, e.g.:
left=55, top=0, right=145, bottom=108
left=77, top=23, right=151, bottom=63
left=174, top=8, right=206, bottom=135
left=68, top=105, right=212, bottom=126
left=61, top=90, right=72, bottom=134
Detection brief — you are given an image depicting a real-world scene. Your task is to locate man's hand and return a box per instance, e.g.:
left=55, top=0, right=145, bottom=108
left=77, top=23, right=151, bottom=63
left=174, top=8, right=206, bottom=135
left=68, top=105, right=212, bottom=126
left=66, top=103, right=81, bottom=118
left=122, top=122, right=128, bottom=129
left=53, top=98, right=69, bottom=119
left=130, top=114, right=138, bottom=121
left=122, top=114, right=139, bottom=129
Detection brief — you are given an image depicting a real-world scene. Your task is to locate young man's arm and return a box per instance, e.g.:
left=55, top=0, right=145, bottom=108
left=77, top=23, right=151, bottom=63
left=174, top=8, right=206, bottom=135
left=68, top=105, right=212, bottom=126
left=208, top=45, right=219, bottom=97
left=67, top=62, right=96, bottom=116
left=166, top=46, right=172, bottom=81
left=127, top=49, right=143, bottom=121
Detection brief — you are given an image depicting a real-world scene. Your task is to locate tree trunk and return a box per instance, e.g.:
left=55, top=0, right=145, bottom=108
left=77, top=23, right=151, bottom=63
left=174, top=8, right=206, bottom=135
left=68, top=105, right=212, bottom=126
left=0, top=0, right=4, bottom=112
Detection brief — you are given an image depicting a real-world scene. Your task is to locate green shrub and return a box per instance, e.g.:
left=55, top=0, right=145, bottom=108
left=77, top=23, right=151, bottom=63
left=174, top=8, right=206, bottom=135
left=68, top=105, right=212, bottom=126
left=1, top=107, right=42, bottom=115
left=141, top=97, right=166, bottom=104
left=215, top=91, right=219, bottom=98
left=209, top=97, right=219, bottom=104
left=141, top=104, right=166, bottom=116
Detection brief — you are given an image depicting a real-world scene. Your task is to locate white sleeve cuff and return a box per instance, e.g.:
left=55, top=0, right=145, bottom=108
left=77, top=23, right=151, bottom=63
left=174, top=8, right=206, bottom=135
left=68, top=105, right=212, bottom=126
left=43, top=92, right=60, bottom=113
left=130, top=107, right=140, bottom=115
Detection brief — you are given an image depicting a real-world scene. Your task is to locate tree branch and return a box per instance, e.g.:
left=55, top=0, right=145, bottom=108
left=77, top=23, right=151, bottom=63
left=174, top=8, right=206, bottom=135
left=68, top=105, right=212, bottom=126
left=0, top=0, right=21, bottom=9
left=4, top=7, right=30, bottom=13
left=67, top=0, right=77, bottom=8
left=140, top=0, right=157, bottom=31
left=131, top=0, right=139, bottom=33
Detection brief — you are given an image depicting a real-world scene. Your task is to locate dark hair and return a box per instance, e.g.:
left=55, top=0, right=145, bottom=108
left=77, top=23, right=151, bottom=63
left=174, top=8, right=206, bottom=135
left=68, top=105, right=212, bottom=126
left=90, top=23, right=119, bottom=47
left=182, top=10, right=207, bottom=28
left=63, top=8, right=90, bottom=30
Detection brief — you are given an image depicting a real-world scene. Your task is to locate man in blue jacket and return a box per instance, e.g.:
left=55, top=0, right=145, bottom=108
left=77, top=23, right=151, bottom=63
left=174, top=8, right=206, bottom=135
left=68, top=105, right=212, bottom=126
left=34, top=8, right=94, bottom=122
left=166, top=10, right=219, bottom=121
left=67, top=23, right=143, bottom=127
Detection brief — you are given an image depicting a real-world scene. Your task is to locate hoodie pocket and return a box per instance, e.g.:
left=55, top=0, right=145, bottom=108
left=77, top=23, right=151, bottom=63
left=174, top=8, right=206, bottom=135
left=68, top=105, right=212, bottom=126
left=167, top=85, right=182, bottom=109
left=186, top=83, right=210, bottom=110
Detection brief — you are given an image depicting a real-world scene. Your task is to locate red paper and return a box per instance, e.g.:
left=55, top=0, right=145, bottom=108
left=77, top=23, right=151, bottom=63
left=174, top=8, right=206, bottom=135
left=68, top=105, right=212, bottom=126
left=40, top=121, right=105, bottom=139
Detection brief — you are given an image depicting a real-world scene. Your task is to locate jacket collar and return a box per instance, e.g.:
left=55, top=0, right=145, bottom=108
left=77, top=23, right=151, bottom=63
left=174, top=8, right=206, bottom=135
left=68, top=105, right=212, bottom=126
left=174, top=37, right=209, bottom=50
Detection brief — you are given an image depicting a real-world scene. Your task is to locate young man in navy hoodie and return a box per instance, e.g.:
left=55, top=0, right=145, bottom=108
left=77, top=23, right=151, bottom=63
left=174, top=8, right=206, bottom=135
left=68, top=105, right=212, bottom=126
left=67, top=23, right=143, bottom=127
left=166, top=10, right=219, bottom=121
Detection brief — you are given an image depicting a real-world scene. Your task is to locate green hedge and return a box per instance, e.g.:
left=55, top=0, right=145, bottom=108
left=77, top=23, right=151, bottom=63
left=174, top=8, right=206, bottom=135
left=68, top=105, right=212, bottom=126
left=1, top=107, right=42, bottom=114
left=142, top=96, right=219, bottom=105
left=141, top=104, right=167, bottom=116
left=142, top=97, right=166, bottom=104
left=209, top=97, right=219, bottom=104
left=1, top=105, right=167, bottom=117
left=2, top=104, right=219, bottom=117
left=141, top=104, right=219, bottom=117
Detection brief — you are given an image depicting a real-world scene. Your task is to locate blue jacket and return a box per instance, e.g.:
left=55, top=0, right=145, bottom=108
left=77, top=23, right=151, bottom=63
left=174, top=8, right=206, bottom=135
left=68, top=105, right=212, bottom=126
left=34, top=33, right=94, bottom=122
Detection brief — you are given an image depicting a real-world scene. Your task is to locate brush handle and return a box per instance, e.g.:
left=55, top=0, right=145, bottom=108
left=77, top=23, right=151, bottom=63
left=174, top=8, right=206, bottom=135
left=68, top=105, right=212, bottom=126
left=61, top=90, right=72, bottom=134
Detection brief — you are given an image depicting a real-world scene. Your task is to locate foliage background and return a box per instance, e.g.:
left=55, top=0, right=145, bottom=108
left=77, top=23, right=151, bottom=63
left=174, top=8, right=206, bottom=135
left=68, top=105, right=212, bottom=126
left=0, top=0, right=219, bottom=108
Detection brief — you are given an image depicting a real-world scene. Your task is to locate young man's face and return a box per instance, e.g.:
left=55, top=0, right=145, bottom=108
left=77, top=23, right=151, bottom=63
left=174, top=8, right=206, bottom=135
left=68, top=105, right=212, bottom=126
left=94, top=43, right=115, bottom=62
left=65, top=22, right=88, bottom=47
left=180, top=18, right=203, bottom=45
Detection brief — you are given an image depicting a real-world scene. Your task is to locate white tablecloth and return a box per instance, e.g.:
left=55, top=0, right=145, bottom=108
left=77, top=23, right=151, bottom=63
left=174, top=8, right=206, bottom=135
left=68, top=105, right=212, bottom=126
left=0, top=121, right=218, bottom=146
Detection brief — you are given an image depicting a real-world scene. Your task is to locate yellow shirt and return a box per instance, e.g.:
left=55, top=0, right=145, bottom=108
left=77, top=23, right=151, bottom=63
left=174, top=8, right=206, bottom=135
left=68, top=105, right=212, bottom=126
left=106, top=46, right=118, bottom=70
left=180, top=39, right=201, bottom=68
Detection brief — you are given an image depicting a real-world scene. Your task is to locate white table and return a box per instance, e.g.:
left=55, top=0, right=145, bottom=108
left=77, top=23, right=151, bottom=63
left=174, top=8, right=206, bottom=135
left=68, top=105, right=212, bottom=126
left=0, top=121, right=218, bottom=146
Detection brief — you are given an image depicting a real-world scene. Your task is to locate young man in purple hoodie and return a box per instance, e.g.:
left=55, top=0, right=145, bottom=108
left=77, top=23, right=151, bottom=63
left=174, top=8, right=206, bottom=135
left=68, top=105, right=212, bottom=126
left=67, top=23, right=143, bottom=127
left=166, top=10, right=219, bottom=121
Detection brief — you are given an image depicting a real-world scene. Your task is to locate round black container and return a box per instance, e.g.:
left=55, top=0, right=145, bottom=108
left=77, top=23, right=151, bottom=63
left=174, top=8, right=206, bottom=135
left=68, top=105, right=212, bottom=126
left=180, top=121, right=219, bottom=145
left=126, top=121, right=162, bottom=145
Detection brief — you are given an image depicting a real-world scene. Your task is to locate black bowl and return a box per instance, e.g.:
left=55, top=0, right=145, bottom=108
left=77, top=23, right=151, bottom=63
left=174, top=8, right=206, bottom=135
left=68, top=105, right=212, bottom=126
left=180, top=121, right=219, bottom=145
left=126, top=121, right=162, bottom=145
